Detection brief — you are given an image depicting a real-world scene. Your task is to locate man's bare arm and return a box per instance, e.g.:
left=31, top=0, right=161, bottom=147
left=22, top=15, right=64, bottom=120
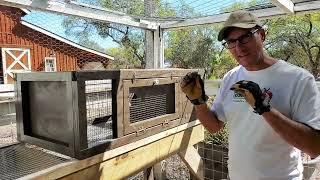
left=263, top=108, right=320, bottom=158
left=195, top=104, right=224, bottom=134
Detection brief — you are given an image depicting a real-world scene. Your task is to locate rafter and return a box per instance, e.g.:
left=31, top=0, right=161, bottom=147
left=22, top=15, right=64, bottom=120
left=0, top=0, right=159, bottom=30
left=270, top=0, right=294, bottom=14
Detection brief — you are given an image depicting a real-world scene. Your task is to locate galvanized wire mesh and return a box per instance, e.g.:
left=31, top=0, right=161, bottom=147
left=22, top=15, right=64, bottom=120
left=0, top=143, right=72, bottom=180
left=85, top=80, right=113, bottom=148
left=197, top=141, right=320, bottom=180
left=129, top=84, right=175, bottom=123
left=198, top=142, right=229, bottom=180
left=0, top=106, right=74, bottom=180
left=130, top=93, right=167, bottom=123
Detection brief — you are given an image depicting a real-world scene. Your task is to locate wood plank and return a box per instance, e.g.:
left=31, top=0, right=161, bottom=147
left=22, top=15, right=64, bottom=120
left=270, top=0, right=294, bottom=13
left=57, top=124, right=204, bottom=180
left=119, top=69, right=201, bottom=79
left=178, top=146, right=204, bottom=180
left=20, top=121, right=203, bottom=180
left=152, top=162, right=165, bottom=180
left=0, top=0, right=157, bottom=30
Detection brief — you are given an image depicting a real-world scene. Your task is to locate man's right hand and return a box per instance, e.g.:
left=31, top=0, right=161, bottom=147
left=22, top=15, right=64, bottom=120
left=180, top=72, right=208, bottom=105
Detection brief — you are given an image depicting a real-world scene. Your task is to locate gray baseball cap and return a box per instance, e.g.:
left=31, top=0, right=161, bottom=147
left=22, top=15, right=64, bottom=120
left=218, top=10, right=262, bottom=41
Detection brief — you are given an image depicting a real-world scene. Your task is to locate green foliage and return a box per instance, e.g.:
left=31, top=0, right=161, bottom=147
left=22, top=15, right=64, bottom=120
left=210, top=50, right=238, bottom=79
left=165, top=26, right=220, bottom=77
left=100, top=0, right=144, bottom=16
left=108, top=47, right=141, bottom=69
left=265, top=13, right=320, bottom=77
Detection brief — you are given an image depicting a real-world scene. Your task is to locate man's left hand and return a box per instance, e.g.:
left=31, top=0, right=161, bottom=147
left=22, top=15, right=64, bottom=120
left=230, top=80, right=272, bottom=115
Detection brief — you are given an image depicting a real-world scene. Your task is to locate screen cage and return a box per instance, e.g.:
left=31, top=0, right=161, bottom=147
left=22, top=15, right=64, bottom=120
left=15, top=69, right=200, bottom=159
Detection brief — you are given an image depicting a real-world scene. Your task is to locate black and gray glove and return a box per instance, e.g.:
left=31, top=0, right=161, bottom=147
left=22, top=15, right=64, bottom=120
left=230, top=80, right=272, bottom=115
left=180, top=72, right=208, bottom=105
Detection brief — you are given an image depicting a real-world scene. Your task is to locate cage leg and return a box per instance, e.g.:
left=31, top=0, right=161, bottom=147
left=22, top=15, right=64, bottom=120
left=178, top=146, right=204, bottom=180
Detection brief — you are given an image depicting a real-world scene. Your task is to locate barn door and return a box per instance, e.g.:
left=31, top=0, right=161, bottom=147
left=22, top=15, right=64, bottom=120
left=1, top=48, right=31, bottom=84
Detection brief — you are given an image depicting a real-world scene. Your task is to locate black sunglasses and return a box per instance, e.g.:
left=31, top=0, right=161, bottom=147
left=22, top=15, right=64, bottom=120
left=222, top=28, right=260, bottom=49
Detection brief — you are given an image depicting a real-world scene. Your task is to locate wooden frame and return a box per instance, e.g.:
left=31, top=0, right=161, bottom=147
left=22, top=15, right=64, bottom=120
left=15, top=69, right=200, bottom=159
left=122, top=77, right=181, bottom=135
left=19, top=121, right=204, bottom=180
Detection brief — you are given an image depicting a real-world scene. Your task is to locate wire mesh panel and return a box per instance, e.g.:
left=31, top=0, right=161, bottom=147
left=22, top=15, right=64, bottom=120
left=198, top=142, right=229, bottom=180
left=85, top=80, right=113, bottom=148
left=0, top=143, right=72, bottom=180
left=198, top=141, right=320, bottom=180
left=129, top=84, right=175, bottom=123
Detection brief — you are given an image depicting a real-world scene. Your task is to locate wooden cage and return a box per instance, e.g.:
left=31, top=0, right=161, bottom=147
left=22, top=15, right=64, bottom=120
left=15, top=69, right=201, bottom=159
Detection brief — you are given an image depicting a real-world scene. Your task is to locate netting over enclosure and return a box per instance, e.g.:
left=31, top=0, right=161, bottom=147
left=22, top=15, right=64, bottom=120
left=0, top=0, right=320, bottom=179
left=0, top=4, right=114, bottom=84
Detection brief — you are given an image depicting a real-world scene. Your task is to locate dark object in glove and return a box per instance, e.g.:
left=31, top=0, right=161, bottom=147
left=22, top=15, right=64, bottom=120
left=180, top=72, right=209, bottom=105
left=230, top=80, right=272, bottom=115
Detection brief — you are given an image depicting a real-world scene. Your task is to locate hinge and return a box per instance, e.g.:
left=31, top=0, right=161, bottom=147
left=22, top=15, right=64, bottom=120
left=153, top=78, right=159, bottom=85
left=136, top=126, right=146, bottom=136
left=131, top=72, right=136, bottom=84
left=162, top=119, right=170, bottom=126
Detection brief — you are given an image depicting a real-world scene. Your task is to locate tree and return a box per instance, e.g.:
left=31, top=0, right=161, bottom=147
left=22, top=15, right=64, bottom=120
left=63, top=0, right=176, bottom=68
left=108, top=47, right=142, bottom=69
left=265, top=13, right=320, bottom=78
left=165, top=26, right=217, bottom=77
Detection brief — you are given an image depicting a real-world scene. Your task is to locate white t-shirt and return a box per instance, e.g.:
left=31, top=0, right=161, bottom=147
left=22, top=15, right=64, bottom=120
left=211, top=60, right=320, bottom=180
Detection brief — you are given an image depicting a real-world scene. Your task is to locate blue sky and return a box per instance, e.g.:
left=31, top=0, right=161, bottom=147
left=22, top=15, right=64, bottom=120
left=23, top=11, right=119, bottom=50
left=22, top=0, right=252, bottom=51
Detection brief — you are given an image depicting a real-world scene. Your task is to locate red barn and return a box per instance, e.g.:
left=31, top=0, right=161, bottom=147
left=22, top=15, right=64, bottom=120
left=0, top=5, right=114, bottom=84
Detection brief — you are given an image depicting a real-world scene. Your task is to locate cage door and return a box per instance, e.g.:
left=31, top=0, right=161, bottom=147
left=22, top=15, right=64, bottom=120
left=122, top=77, right=181, bottom=135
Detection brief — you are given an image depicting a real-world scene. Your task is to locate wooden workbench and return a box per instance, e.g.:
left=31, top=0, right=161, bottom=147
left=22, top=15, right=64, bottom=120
left=20, top=120, right=204, bottom=180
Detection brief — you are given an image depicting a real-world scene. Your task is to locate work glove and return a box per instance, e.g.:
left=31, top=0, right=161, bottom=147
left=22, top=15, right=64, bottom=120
left=230, top=80, right=272, bottom=115
left=180, top=72, right=208, bottom=105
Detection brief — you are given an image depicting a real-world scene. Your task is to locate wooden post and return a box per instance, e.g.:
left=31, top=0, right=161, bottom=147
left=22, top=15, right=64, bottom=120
left=144, top=0, right=163, bottom=69
left=144, top=0, right=164, bottom=178
left=178, top=146, right=204, bottom=180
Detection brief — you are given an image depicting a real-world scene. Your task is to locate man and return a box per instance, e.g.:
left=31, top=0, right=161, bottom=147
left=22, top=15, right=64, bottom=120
left=180, top=10, right=320, bottom=180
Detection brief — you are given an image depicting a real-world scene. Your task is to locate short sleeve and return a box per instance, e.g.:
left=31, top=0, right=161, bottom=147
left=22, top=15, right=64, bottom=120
left=211, top=80, right=228, bottom=123
left=291, top=76, right=320, bottom=130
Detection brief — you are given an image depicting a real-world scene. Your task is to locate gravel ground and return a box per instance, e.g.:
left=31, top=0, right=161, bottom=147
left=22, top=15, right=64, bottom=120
left=0, top=122, right=17, bottom=148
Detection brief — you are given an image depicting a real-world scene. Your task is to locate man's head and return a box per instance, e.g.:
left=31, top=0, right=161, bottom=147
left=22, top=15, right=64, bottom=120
left=218, top=11, right=262, bottom=41
left=218, top=11, right=267, bottom=70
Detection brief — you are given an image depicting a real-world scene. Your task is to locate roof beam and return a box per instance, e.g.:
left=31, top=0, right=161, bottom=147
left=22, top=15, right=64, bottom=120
left=270, top=0, right=294, bottom=13
left=161, top=7, right=286, bottom=29
left=0, top=0, right=159, bottom=30
left=161, top=1, right=320, bottom=30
